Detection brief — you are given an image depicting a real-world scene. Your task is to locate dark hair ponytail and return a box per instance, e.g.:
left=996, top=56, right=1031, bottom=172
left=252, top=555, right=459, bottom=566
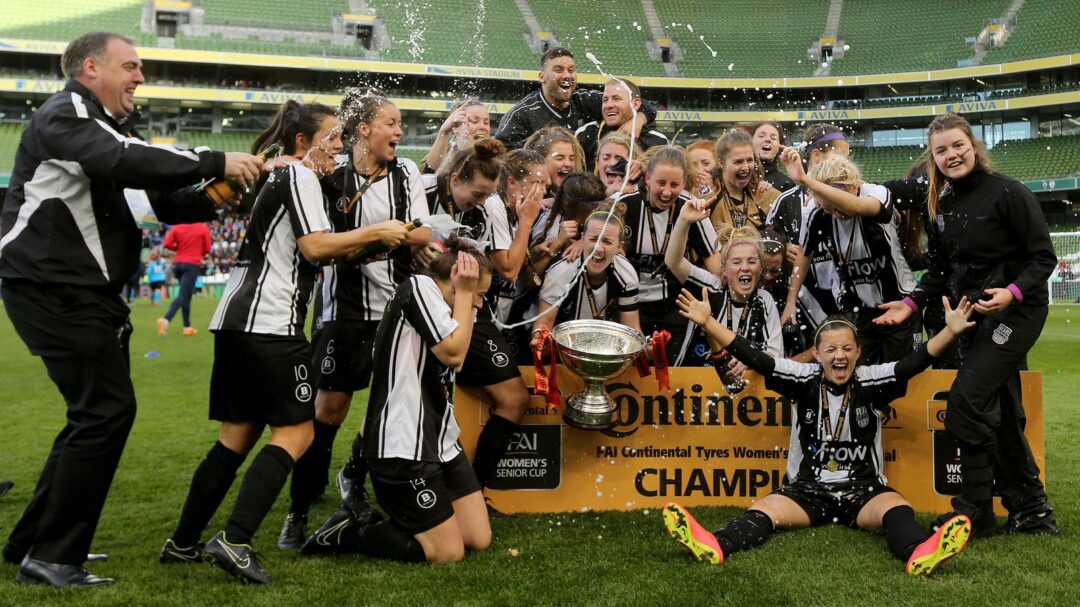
left=424, top=236, right=494, bottom=282
left=439, top=137, right=506, bottom=184
left=252, top=99, right=337, bottom=156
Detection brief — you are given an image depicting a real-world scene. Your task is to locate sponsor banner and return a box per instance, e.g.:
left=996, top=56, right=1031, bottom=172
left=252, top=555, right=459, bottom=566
left=456, top=368, right=1043, bottom=514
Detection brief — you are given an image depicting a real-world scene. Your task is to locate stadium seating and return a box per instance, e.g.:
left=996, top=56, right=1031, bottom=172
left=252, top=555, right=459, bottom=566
left=854, top=134, right=1080, bottom=183
left=367, top=0, right=536, bottom=69
left=199, top=0, right=346, bottom=31
left=653, top=0, right=828, bottom=77
left=0, top=0, right=153, bottom=46
left=983, top=0, right=1080, bottom=64
left=181, top=131, right=258, bottom=153
left=831, top=0, right=1009, bottom=75
left=527, top=0, right=665, bottom=76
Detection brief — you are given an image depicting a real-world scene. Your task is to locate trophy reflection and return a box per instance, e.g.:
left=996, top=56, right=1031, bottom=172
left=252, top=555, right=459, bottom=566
left=552, top=320, right=646, bottom=430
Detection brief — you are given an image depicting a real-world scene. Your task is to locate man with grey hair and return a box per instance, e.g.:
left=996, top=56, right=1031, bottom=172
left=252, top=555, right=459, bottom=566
left=0, top=31, right=262, bottom=587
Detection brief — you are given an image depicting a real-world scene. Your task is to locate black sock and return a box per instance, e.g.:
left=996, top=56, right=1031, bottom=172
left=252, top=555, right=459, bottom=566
left=882, top=505, right=929, bottom=562
left=224, top=444, right=295, bottom=545
left=472, top=414, right=519, bottom=486
left=172, top=441, right=246, bottom=547
left=290, top=420, right=340, bottom=515
left=713, top=510, right=774, bottom=557
left=341, top=433, right=368, bottom=487
left=357, top=522, right=426, bottom=563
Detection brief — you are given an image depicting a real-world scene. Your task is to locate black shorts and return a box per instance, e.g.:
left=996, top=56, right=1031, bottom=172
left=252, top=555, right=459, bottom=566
left=773, top=478, right=898, bottom=527
left=209, top=331, right=315, bottom=426
left=150, top=281, right=164, bottom=290
left=367, top=451, right=481, bottom=535
left=311, top=319, right=378, bottom=392
left=456, top=310, right=521, bottom=387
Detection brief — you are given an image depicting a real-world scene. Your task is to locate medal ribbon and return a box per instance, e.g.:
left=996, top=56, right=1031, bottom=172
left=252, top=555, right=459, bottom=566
left=818, top=383, right=851, bottom=441
left=651, top=330, right=671, bottom=391
left=531, top=327, right=561, bottom=411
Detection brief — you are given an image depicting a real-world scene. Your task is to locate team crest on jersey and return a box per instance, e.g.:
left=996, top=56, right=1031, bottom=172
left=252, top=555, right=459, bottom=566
left=322, top=356, right=336, bottom=374
left=992, top=323, right=1013, bottom=345
left=804, top=409, right=814, bottom=424
left=416, top=489, right=437, bottom=509
left=295, top=383, right=312, bottom=402
left=856, top=406, right=870, bottom=428
left=492, top=352, right=509, bottom=368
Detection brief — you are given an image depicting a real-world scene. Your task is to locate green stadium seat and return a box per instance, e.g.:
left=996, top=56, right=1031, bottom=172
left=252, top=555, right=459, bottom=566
left=199, top=0, right=347, bottom=32
left=0, top=123, right=26, bottom=177
left=527, top=0, right=665, bottom=76
left=983, top=0, right=1080, bottom=64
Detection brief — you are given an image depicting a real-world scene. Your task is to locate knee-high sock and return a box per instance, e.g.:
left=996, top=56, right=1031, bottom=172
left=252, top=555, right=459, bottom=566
left=353, top=521, right=426, bottom=563
left=340, top=433, right=370, bottom=492
left=713, top=510, right=774, bottom=557
left=882, top=505, right=929, bottom=562
left=290, top=420, right=339, bottom=515
left=224, top=444, right=294, bottom=545
left=472, top=414, right=519, bottom=486
left=172, top=442, right=246, bottom=547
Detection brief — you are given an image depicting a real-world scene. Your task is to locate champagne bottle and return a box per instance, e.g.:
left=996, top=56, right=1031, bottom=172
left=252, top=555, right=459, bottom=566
left=198, top=142, right=283, bottom=206
left=344, top=218, right=424, bottom=263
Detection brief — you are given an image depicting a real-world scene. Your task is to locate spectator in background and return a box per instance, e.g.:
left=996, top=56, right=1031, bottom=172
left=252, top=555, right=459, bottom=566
left=147, top=253, right=167, bottom=306
left=158, top=221, right=212, bottom=337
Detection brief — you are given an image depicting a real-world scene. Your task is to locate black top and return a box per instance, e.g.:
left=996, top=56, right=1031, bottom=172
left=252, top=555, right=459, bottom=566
left=725, top=334, right=934, bottom=485
left=761, top=157, right=795, bottom=193
left=910, top=167, right=1056, bottom=309
left=494, top=87, right=657, bottom=150
left=0, top=80, right=222, bottom=290
left=574, top=119, right=669, bottom=172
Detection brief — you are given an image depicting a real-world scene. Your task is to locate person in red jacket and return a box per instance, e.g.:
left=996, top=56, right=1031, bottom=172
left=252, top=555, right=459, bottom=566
left=159, top=222, right=212, bottom=336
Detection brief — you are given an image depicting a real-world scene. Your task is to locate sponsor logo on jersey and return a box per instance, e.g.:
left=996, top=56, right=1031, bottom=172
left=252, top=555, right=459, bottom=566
left=992, top=323, right=1013, bottom=345
left=856, top=406, right=870, bottom=428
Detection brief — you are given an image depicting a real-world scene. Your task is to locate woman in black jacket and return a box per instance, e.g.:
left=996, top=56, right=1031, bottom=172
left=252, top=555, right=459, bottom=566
left=875, top=113, right=1058, bottom=537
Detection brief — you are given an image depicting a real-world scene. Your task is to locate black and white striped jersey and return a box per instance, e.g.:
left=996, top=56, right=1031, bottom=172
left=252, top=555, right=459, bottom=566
left=725, top=334, right=934, bottom=485
left=675, top=265, right=783, bottom=365
left=361, top=275, right=462, bottom=463
left=801, top=183, right=915, bottom=311
left=538, top=254, right=639, bottom=323
left=480, top=193, right=518, bottom=324
left=766, top=185, right=839, bottom=321
left=209, top=165, right=330, bottom=336
left=616, top=186, right=718, bottom=304
left=319, top=157, right=428, bottom=323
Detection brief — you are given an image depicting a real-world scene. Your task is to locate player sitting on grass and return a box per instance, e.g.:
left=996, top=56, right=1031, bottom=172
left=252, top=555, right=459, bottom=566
left=664, top=289, right=978, bottom=576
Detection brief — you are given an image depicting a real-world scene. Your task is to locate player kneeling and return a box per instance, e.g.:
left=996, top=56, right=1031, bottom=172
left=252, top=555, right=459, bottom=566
left=664, top=290, right=977, bottom=576
left=304, top=242, right=493, bottom=563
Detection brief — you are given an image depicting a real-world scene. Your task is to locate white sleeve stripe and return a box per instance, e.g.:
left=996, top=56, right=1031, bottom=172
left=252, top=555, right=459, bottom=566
left=92, top=119, right=201, bottom=161
left=70, top=92, right=89, bottom=118
left=287, top=166, right=312, bottom=234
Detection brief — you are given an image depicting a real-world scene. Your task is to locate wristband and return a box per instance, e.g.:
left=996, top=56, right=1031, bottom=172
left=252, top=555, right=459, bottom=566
left=1006, top=283, right=1024, bottom=303
left=902, top=296, right=919, bottom=313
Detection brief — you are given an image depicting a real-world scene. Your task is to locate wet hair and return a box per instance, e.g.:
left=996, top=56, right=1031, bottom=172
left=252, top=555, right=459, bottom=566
left=814, top=314, right=859, bottom=347
left=605, top=78, right=640, bottom=99
left=715, top=129, right=760, bottom=190
left=542, top=172, right=608, bottom=237
left=339, top=87, right=393, bottom=149
left=498, top=148, right=545, bottom=196
left=524, top=127, right=586, bottom=173
left=924, top=112, right=993, bottom=221
left=438, top=137, right=505, bottom=184
left=252, top=100, right=337, bottom=156
left=596, top=132, right=641, bottom=164
left=715, top=224, right=763, bottom=264
left=759, top=227, right=788, bottom=257
left=425, top=237, right=493, bottom=282
left=808, top=154, right=861, bottom=188
left=645, top=145, right=694, bottom=190
left=448, top=98, right=485, bottom=115
left=541, top=46, right=574, bottom=69
left=799, top=123, right=847, bottom=170
left=62, top=32, right=134, bottom=78
left=584, top=200, right=628, bottom=241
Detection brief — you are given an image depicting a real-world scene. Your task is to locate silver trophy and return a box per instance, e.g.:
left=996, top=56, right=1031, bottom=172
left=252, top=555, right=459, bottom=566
left=552, top=320, right=647, bottom=430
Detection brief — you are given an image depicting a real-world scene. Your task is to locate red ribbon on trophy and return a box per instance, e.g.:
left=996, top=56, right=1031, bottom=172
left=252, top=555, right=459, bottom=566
left=531, top=327, right=561, bottom=411
left=651, top=330, right=671, bottom=392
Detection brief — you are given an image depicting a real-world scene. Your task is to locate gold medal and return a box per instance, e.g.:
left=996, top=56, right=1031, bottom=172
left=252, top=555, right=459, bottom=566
left=826, top=458, right=840, bottom=473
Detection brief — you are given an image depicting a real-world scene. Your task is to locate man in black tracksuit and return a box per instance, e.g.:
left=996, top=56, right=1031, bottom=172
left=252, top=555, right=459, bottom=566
left=887, top=159, right=1057, bottom=536
left=0, top=32, right=261, bottom=587
left=574, top=78, right=668, bottom=172
left=494, top=47, right=656, bottom=149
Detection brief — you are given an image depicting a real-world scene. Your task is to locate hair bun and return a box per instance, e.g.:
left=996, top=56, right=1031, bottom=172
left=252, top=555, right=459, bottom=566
left=472, top=137, right=506, bottom=161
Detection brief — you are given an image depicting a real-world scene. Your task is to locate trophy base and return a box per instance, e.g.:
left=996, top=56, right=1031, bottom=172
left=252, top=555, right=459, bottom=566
left=562, top=391, right=617, bottom=431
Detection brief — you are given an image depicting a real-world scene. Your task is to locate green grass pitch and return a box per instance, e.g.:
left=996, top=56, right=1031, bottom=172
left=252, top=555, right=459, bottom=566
left=0, top=298, right=1077, bottom=606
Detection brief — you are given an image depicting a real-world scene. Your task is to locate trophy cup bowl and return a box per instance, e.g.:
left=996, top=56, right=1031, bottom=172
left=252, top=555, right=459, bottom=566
left=552, top=320, right=646, bottom=430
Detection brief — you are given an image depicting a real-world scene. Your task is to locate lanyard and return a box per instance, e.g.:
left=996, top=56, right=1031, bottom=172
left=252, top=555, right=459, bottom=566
left=583, top=274, right=614, bottom=320
left=343, top=164, right=386, bottom=216
left=818, top=383, right=851, bottom=441
left=724, top=292, right=753, bottom=338
left=644, top=200, right=673, bottom=255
